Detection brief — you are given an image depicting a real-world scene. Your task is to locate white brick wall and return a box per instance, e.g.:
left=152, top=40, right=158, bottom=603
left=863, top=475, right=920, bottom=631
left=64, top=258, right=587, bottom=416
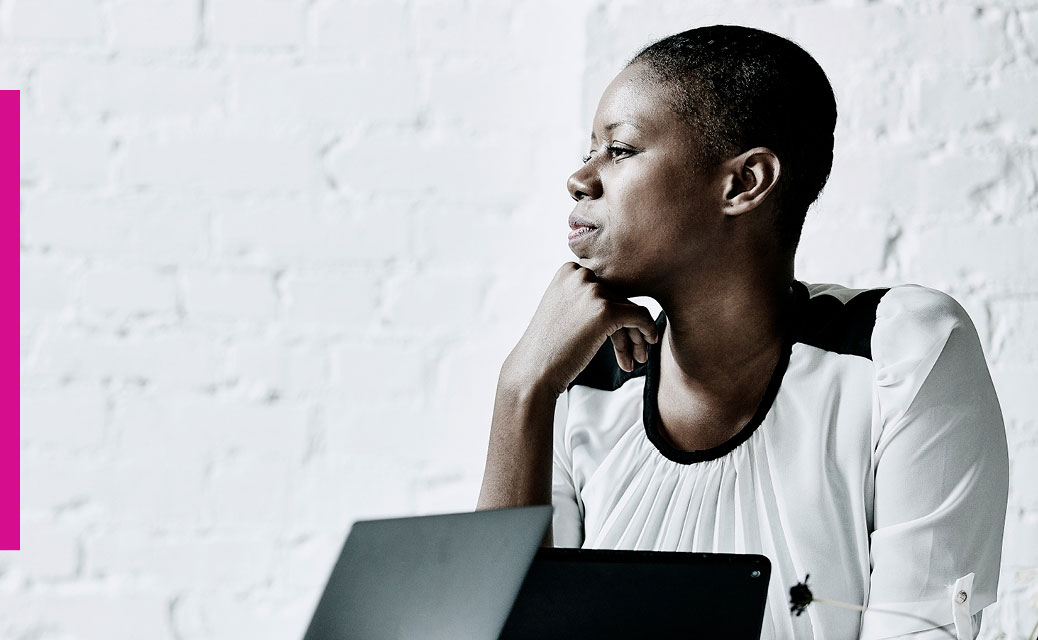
left=8, top=0, right=1037, bottom=637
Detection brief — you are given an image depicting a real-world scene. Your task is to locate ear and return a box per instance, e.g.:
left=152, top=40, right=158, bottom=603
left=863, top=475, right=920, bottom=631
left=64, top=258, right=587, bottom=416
left=720, top=147, right=781, bottom=217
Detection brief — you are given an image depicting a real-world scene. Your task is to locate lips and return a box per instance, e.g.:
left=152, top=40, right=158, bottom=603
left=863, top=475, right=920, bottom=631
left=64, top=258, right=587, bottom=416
left=567, top=213, right=599, bottom=247
left=568, top=213, right=598, bottom=231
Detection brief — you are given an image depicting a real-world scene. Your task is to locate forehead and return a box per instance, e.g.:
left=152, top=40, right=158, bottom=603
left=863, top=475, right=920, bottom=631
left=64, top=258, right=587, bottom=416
left=591, top=63, right=686, bottom=139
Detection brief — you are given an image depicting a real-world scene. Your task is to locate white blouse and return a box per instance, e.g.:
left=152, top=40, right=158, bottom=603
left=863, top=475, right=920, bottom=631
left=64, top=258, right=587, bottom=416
left=550, top=282, right=1009, bottom=639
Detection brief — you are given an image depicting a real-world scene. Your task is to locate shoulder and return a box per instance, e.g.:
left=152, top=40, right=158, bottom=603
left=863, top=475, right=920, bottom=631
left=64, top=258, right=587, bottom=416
left=870, top=284, right=980, bottom=385
left=794, top=281, right=890, bottom=359
left=873, top=284, right=972, bottom=336
left=794, top=281, right=972, bottom=362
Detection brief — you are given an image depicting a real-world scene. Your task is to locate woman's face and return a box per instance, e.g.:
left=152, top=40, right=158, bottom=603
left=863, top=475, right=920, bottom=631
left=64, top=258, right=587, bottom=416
left=566, top=63, right=725, bottom=294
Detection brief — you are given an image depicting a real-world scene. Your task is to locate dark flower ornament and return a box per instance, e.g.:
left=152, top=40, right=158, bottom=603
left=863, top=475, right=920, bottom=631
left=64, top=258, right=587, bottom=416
left=788, top=574, right=813, bottom=617
left=788, top=574, right=959, bottom=638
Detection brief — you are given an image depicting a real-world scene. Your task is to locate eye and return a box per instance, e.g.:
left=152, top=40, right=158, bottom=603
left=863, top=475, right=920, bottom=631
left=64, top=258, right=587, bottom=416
left=581, top=153, right=592, bottom=165
left=607, top=145, right=634, bottom=161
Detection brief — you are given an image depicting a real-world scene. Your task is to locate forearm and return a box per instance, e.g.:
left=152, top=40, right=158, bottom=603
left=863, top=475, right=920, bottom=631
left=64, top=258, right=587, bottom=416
left=476, top=365, right=557, bottom=512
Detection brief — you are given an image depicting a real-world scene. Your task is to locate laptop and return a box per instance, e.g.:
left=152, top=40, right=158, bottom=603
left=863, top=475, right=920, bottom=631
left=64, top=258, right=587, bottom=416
left=303, top=506, right=771, bottom=639
left=303, top=506, right=552, bottom=640
left=499, top=547, right=771, bottom=639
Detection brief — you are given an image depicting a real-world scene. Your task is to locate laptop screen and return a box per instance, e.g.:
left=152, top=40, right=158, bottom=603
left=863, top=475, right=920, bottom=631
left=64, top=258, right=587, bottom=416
left=500, top=547, right=771, bottom=639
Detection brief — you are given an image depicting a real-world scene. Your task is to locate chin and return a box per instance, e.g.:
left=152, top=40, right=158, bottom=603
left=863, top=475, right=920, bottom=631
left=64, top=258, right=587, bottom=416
left=576, top=256, right=604, bottom=277
left=584, top=261, right=645, bottom=298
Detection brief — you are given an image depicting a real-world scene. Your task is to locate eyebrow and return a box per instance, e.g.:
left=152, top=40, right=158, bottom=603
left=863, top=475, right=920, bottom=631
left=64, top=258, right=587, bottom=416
left=591, top=119, right=642, bottom=141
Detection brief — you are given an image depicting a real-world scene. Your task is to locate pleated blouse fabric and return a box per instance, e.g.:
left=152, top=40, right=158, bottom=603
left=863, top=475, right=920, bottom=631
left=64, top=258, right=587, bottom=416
left=550, top=281, right=1009, bottom=640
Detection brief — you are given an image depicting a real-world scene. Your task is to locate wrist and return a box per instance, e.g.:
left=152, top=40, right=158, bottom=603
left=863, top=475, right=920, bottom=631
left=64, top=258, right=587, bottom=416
left=498, top=356, right=560, bottom=405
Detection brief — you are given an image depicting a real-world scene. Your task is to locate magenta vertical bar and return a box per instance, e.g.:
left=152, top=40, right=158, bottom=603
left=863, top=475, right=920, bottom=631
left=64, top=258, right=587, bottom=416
left=0, top=90, right=19, bottom=550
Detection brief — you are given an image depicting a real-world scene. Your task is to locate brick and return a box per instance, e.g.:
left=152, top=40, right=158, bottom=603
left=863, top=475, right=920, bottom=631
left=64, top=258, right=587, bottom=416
left=834, top=68, right=907, bottom=138
left=19, top=454, right=108, bottom=521
left=268, top=531, right=343, bottom=593
left=899, top=224, right=1038, bottom=286
left=216, top=195, right=315, bottom=265
left=1009, top=440, right=1038, bottom=510
left=19, top=254, right=74, bottom=313
left=432, top=334, right=513, bottom=466
left=479, top=264, right=568, bottom=333
left=110, top=0, right=199, bottom=51
left=317, top=199, right=410, bottom=264
left=202, top=455, right=294, bottom=526
left=916, top=68, right=1038, bottom=136
left=209, top=0, right=304, bottom=48
left=1003, top=512, right=1038, bottom=567
left=23, top=193, right=210, bottom=263
left=279, top=270, right=380, bottom=329
left=35, top=59, right=224, bottom=121
left=217, top=196, right=408, bottom=266
left=915, top=69, right=998, bottom=134
left=0, top=591, right=175, bottom=640
left=84, top=530, right=273, bottom=591
left=795, top=206, right=891, bottom=283
left=426, top=65, right=549, bottom=131
left=0, top=60, right=27, bottom=90
left=114, top=394, right=310, bottom=468
left=322, top=394, right=439, bottom=462
left=171, top=589, right=310, bottom=639
left=183, top=267, right=278, bottom=322
left=990, top=297, right=1038, bottom=365
left=291, top=452, right=419, bottom=523
left=380, top=269, right=486, bottom=335
left=104, top=459, right=210, bottom=528
left=7, top=0, right=104, bottom=41
left=822, top=141, right=924, bottom=212
left=412, top=468, right=475, bottom=515
left=124, top=130, right=316, bottom=192
left=74, top=265, right=178, bottom=315
left=23, top=193, right=134, bottom=254
left=329, top=339, right=428, bottom=400
left=129, top=195, right=212, bottom=265
left=790, top=4, right=906, bottom=71
left=20, top=124, right=110, bottom=189
left=233, top=59, right=420, bottom=127
left=22, top=384, right=106, bottom=453
left=228, top=338, right=329, bottom=397
left=1021, top=10, right=1038, bottom=61
left=915, top=151, right=1004, bottom=216
left=411, top=206, right=553, bottom=268
left=32, top=329, right=229, bottom=388
left=989, top=366, right=1038, bottom=428
left=989, top=70, right=1038, bottom=135
left=327, top=131, right=530, bottom=205
left=310, top=0, right=410, bottom=60
left=904, top=6, right=1009, bottom=69
left=15, top=518, right=79, bottom=579
left=412, top=0, right=513, bottom=59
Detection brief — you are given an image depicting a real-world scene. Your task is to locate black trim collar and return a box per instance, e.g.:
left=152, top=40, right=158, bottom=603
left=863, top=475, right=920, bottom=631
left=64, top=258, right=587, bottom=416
left=641, top=283, right=804, bottom=464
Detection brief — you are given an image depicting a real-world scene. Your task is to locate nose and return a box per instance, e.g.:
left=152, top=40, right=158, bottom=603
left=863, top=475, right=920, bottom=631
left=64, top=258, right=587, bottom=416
left=567, top=161, right=602, bottom=202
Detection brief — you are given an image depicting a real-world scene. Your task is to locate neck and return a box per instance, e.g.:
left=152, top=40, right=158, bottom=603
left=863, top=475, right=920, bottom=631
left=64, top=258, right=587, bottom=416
left=655, top=260, right=795, bottom=394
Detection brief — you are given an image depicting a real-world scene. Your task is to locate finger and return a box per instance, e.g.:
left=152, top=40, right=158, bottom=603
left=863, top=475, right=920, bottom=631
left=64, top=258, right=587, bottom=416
left=627, top=328, right=648, bottom=364
left=610, top=303, right=659, bottom=346
left=610, top=330, right=634, bottom=372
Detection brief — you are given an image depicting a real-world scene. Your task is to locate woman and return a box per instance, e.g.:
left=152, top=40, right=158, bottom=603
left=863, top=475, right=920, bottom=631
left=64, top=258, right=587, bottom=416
left=477, top=25, right=1008, bottom=639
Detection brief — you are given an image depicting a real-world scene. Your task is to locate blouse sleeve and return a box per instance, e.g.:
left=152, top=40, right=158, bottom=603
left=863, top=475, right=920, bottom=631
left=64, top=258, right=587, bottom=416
left=861, top=286, right=1009, bottom=640
left=551, top=389, right=585, bottom=548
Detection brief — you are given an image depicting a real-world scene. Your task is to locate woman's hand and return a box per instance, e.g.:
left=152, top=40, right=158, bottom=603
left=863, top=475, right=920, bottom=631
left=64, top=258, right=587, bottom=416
left=502, top=262, right=659, bottom=399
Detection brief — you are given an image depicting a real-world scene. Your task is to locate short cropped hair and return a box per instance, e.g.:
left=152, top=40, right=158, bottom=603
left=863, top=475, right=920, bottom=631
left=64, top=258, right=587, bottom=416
left=630, top=25, right=837, bottom=249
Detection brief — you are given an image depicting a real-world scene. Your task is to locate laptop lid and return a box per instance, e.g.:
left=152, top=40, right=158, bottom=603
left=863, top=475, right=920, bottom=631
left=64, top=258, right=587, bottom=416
left=303, top=505, right=552, bottom=640
left=499, top=548, right=771, bottom=639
